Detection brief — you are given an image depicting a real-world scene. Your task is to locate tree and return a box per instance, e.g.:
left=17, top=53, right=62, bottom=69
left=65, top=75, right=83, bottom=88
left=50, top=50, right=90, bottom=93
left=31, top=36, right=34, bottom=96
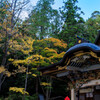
left=24, top=0, right=62, bottom=39
left=27, top=0, right=55, bottom=39
left=91, top=11, right=100, bottom=19
left=7, top=35, right=67, bottom=99
left=59, top=0, right=84, bottom=48
left=85, top=11, right=100, bottom=43
left=0, top=0, right=29, bottom=91
left=9, top=36, right=67, bottom=67
left=50, top=10, right=62, bottom=38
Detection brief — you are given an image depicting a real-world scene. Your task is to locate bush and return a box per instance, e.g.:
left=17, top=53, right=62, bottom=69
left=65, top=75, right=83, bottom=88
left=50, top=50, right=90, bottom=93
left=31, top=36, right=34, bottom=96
left=2, top=93, right=38, bottom=100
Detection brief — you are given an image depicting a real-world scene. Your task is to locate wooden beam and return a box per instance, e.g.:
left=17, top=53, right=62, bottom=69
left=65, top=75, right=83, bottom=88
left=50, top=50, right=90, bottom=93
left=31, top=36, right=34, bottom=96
left=81, top=79, right=100, bottom=88
left=57, top=72, right=69, bottom=77
left=67, top=64, right=100, bottom=72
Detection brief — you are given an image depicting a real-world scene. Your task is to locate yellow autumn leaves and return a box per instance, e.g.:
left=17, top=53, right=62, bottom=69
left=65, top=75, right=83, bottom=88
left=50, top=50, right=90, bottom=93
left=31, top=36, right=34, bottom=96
left=8, top=53, right=66, bottom=67
left=21, top=37, right=35, bottom=54
left=0, top=66, right=5, bottom=73
left=1, top=30, right=67, bottom=78
left=7, top=35, right=67, bottom=67
left=38, top=38, right=67, bottom=49
left=47, top=38, right=67, bottom=48
left=9, top=55, right=45, bottom=66
left=44, top=47, right=57, bottom=54
left=41, top=82, right=51, bottom=86
left=9, top=87, right=29, bottom=95
left=0, top=66, right=11, bottom=77
left=9, top=36, right=34, bottom=55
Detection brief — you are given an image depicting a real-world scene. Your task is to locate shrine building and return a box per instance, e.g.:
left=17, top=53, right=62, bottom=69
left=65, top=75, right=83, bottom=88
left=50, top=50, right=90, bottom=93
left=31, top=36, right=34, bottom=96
left=38, top=31, right=100, bottom=100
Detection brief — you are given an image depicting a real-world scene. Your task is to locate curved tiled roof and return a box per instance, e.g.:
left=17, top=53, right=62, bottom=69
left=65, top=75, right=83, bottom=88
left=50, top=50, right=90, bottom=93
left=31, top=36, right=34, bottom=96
left=38, top=31, right=100, bottom=74
left=38, top=42, right=100, bottom=72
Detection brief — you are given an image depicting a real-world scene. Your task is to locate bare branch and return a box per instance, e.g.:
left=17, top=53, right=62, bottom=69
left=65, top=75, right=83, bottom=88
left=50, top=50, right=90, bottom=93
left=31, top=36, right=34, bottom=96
left=12, top=0, right=30, bottom=28
left=11, top=0, right=18, bottom=30
left=1, top=75, right=6, bottom=86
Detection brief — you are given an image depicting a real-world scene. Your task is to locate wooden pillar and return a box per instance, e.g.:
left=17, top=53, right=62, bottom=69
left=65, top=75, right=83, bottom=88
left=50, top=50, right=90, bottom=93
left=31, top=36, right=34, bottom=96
left=71, top=88, right=75, bottom=100
left=77, top=89, right=79, bottom=100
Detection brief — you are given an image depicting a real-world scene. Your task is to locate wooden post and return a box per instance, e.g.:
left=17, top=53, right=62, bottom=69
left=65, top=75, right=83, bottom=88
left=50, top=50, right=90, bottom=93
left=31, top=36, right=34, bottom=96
left=71, top=88, right=75, bottom=100
left=77, top=89, right=79, bottom=100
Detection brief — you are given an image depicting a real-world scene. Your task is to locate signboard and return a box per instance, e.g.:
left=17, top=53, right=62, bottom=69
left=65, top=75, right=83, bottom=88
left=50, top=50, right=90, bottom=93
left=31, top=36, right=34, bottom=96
left=80, top=88, right=94, bottom=93
left=86, top=93, right=93, bottom=98
left=96, top=85, right=100, bottom=90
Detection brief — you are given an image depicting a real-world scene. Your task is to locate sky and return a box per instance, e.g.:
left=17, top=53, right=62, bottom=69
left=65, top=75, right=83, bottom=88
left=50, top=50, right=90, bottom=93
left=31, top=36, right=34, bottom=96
left=20, top=0, right=100, bottom=20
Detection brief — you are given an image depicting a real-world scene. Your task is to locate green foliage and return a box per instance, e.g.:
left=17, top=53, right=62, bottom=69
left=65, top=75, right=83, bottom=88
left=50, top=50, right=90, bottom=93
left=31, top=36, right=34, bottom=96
left=8, top=37, right=67, bottom=67
left=1, top=0, right=100, bottom=99
left=22, top=0, right=62, bottom=39
left=59, top=0, right=85, bottom=48
left=22, top=0, right=54, bottom=39
left=2, top=93, right=38, bottom=100
left=85, top=11, right=100, bottom=43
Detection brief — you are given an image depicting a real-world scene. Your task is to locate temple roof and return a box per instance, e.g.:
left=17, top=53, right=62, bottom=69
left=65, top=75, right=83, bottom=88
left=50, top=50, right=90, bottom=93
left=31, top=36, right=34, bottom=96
left=38, top=31, right=100, bottom=76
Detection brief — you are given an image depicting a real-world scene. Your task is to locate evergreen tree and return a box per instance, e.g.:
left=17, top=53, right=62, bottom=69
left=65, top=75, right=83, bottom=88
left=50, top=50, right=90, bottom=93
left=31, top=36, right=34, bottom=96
left=50, top=10, right=62, bottom=38
left=59, top=0, right=84, bottom=47
left=24, top=0, right=62, bottom=40
left=85, top=11, right=100, bottom=43
left=26, top=0, right=55, bottom=39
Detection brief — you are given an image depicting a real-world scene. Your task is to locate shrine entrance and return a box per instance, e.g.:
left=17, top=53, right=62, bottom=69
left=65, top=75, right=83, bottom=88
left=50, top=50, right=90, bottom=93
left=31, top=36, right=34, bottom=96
left=78, top=80, right=100, bottom=100
left=38, top=31, right=100, bottom=100
left=79, top=86, right=100, bottom=100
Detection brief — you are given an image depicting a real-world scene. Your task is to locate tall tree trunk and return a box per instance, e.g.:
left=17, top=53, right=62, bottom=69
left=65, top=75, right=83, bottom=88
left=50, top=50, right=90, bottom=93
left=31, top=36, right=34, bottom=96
left=0, top=74, right=3, bottom=91
left=45, top=77, right=52, bottom=100
left=36, top=77, right=38, bottom=97
left=0, top=31, right=8, bottom=92
left=23, top=64, right=29, bottom=100
left=46, top=88, right=49, bottom=100
left=40, top=26, right=44, bottom=39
